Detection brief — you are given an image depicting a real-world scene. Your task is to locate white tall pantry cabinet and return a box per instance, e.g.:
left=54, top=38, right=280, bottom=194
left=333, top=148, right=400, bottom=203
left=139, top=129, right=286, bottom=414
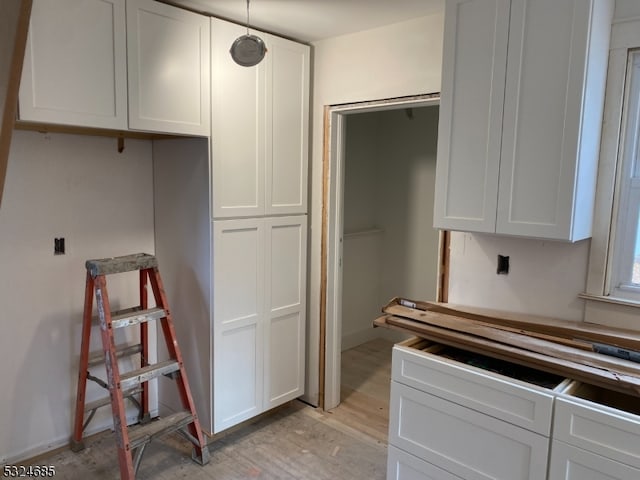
left=433, top=0, right=613, bottom=241
left=155, top=17, right=309, bottom=435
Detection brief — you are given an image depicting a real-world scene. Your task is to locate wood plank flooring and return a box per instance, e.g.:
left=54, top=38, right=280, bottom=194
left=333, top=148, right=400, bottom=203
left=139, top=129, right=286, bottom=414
left=26, top=338, right=394, bottom=479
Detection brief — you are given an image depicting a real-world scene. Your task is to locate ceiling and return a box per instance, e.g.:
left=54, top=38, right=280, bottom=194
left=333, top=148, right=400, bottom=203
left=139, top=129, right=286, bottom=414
left=162, top=0, right=445, bottom=43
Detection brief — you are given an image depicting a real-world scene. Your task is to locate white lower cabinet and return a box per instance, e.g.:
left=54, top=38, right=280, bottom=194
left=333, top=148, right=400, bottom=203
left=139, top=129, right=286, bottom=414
left=387, top=445, right=462, bottom=480
left=389, top=381, right=549, bottom=480
left=388, top=338, right=640, bottom=480
left=548, top=441, right=640, bottom=480
left=212, top=215, right=306, bottom=433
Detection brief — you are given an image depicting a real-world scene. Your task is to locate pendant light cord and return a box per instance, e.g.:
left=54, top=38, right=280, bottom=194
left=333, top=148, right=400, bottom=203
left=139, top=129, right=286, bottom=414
left=246, top=0, right=250, bottom=34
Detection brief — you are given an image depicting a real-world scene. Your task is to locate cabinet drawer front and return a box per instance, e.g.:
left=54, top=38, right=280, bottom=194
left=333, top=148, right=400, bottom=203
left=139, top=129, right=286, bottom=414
left=389, top=382, right=549, bottom=480
left=392, top=345, right=554, bottom=435
left=387, top=445, right=462, bottom=480
left=549, top=440, right=640, bottom=480
left=554, top=397, right=640, bottom=468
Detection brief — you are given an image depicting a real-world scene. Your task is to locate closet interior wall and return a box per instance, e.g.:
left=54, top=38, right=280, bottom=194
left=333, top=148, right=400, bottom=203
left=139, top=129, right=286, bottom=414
left=341, top=105, right=440, bottom=351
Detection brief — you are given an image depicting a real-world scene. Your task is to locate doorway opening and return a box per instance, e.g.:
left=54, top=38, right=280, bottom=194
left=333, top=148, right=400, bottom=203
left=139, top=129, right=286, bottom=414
left=320, top=94, right=447, bottom=410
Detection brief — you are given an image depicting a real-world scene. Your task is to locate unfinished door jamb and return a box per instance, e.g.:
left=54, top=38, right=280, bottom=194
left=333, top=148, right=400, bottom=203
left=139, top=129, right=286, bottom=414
left=320, top=94, right=444, bottom=410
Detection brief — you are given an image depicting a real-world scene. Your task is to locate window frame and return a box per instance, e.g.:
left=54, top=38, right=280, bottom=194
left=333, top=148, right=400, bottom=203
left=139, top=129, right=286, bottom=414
left=583, top=20, right=640, bottom=329
left=609, top=49, right=640, bottom=301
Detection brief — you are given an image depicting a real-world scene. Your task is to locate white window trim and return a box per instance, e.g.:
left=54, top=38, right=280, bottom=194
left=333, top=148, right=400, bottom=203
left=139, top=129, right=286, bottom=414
left=584, top=18, right=640, bottom=329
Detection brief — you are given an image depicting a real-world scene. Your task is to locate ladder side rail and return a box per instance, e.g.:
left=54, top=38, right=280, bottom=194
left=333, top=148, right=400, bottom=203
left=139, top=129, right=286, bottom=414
left=140, top=268, right=150, bottom=422
left=148, top=267, right=209, bottom=463
left=94, top=274, right=136, bottom=479
left=71, top=271, right=95, bottom=451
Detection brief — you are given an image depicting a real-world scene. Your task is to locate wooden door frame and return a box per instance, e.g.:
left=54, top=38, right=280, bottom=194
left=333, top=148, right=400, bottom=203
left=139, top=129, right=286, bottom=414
left=319, top=93, right=446, bottom=410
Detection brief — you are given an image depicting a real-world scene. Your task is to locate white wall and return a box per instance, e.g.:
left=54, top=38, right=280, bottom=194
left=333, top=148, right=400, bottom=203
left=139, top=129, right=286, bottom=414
left=376, top=107, right=440, bottom=304
left=341, top=112, right=382, bottom=349
left=448, top=234, right=590, bottom=321
left=0, top=130, right=155, bottom=462
left=307, top=14, right=444, bottom=404
left=341, top=106, right=440, bottom=350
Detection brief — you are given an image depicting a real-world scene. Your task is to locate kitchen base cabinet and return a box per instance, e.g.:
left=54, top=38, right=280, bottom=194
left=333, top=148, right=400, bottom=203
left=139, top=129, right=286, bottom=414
left=390, top=381, right=549, bottom=480
left=387, top=445, right=462, bottom=480
left=548, top=441, right=640, bottom=480
left=387, top=337, right=640, bottom=480
left=388, top=339, right=561, bottom=480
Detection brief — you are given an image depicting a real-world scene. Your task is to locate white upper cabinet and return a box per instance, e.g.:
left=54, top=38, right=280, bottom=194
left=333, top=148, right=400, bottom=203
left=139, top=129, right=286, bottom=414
left=127, top=0, right=210, bottom=136
left=19, top=0, right=128, bottom=130
left=19, top=0, right=210, bottom=136
left=264, top=33, right=310, bottom=216
left=211, top=19, right=266, bottom=218
left=434, top=0, right=614, bottom=242
left=434, top=0, right=510, bottom=234
left=211, top=18, right=310, bottom=218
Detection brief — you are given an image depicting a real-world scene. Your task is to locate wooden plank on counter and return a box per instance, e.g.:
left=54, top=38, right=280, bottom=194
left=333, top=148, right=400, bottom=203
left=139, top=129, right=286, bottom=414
left=383, top=304, right=640, bottom=377
left=384, top=297, right=640, bottom=352
left=376, top=314, right=640, bottom=398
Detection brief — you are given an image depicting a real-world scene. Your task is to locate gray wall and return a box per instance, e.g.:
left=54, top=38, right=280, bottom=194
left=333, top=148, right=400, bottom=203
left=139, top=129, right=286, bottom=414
left=342, top=105, right=440, bottom=349
left=0, top=131, right=155, bottom=462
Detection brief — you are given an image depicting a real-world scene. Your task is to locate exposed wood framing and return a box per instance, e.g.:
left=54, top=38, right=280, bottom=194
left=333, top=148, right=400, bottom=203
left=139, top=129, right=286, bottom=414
left=0, top=0, right=32, bottom=209
left=437, top=230, right=450, bottom=303
left=318, top=105, right=330, bottom=410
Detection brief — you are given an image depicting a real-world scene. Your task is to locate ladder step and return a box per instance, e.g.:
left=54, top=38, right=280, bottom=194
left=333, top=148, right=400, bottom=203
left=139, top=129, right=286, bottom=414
left=88, top=343, right=143, bottom=367
left=128, top=411, right=194, bottom=450
left=120, top=360, right=180, bottom=390
left=85, top=253, right=158, bottom=277
left=110, top=307, right=166, bottom=329
left=84, top=387, right=143, bottom=413
left=92, top=307, right=166, bottom=328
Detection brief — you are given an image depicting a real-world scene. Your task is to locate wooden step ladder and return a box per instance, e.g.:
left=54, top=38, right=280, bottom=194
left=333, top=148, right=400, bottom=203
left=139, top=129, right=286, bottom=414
left=70, top=253, right=210, bottom=479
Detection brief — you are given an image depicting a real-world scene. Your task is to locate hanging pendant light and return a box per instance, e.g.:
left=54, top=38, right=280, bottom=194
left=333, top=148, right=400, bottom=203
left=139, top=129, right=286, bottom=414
left=230, top=0, right=266, bottom=67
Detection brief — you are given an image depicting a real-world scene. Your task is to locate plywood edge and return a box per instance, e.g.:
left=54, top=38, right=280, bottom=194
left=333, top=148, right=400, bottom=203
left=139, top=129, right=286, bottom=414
left=0, top=0, right=32, bottom=209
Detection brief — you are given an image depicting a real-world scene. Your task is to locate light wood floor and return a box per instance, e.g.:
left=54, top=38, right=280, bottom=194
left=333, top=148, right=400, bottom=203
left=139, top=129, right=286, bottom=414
left=30, top=338, right=394, bottom=479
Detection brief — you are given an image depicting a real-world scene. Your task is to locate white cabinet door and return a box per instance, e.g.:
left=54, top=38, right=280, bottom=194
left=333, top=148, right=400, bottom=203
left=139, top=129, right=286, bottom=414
left=389, top=381, right=549, bottom=480
left=548, top=441, right=640, bottom=480
left=434, top=0, right=613, bottom=241
left=210, top=18, right=309, bottom=219
left=553, top=396, right=640, bottom=469
left=212, top=218, right=265, bottom=433
left=433, top=0, right=510, bottom=233
left=497, top=0, right=613, bottom=240
left=19, top=0, right=127, bottom=129
left=127, top=0, right=210, bottom=136
left=263, top=215, right=307, bottom=409
left=264, top=35, right=310, bottom=216
left=212, top=215, right=307, bottom=432
left=211, top=18, right=266, bottom=218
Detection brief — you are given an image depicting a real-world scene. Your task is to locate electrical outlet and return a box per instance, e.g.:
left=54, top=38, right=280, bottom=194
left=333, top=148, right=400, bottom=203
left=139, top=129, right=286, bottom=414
left=54, top=237, right=65, bottom=255
left=497, top=254, right=509, bottom=274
